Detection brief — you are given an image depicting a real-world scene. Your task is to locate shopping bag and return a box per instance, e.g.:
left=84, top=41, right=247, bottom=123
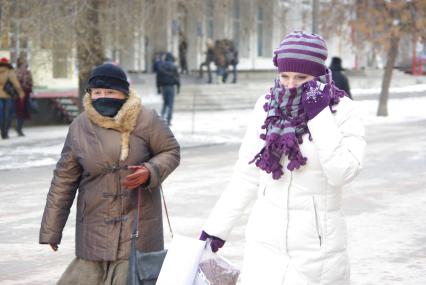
left=28, top=96, right=39, bottom=114
left=156, top=234, right=206, bottom=285
left=193, top=246, right=240, bottom=285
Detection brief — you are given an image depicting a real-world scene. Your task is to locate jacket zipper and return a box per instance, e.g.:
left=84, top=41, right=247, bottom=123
left=312, top=196, right=322, bottom=247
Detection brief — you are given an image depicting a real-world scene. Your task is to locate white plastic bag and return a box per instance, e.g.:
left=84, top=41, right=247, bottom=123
left=156, top=235, right=206, bottom=285
left=193, top=245, right=240, bottom=285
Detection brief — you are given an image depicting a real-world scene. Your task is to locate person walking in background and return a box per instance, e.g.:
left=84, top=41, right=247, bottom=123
left=213, top=39, right=227, bottom=84
left=329, top=56, right=352, bottom=99
left=223, top=39, right=239, bottom=84
left=199, top=39, right=215, bottom=84
left=0, top=57, right=24, bottom=139
left=156, top=52, right=180, bottom=126
left=178, top=33, right=189, bottom=75
left=153, top=51, right=164, bottom=74
left=229, top=40, right=239, bottom=83
left=39, top=63, right=180, bottom=285
left=15, top=57, right=34, bottom=136
left=200, top=31, right=365, bottom=285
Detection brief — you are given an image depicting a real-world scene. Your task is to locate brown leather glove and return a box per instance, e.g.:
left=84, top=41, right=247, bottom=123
left=122, top=165, right=150, bottom=190
left=50, top=243, right=58, bottom=251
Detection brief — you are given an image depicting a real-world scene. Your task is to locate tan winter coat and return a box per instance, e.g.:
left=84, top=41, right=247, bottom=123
left=39, top=90, right=180, bottom=261
left=0, top=66, right=24, bottom=99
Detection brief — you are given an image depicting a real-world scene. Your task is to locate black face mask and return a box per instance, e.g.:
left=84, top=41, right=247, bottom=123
left=92, top=98, right=126, bottom=117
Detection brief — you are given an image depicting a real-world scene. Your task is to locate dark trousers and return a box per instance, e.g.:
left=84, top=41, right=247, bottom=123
left=217, top=66, right=226, bottom=83
left=231, top=63, right=237, bottom=83
left=223, top=64, right=237, bottom=83
left=180, top=57, right=188, bottom=74
left=199, top=62, right=212, bottom=83
left=0, top=98, right=15, bottom=139
left=16, top=117, right=24, bottom=136
left=161, top=85, right=176, bottom=125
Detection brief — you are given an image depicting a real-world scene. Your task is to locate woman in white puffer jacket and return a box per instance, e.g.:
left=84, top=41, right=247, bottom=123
left=200, top=31, right=366, bottom=285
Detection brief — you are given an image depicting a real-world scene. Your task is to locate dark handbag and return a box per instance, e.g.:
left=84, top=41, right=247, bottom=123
left=28, top=96, right=39, bottom=114
left=3, top=80, right=19, bottom=99
left=128, top=187, right=173, bottom=285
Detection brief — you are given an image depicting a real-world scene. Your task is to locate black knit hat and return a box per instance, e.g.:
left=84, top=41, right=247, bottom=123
left=88, top=63, right=129, bottom=95
left=329, top=57, right=344, bottom=71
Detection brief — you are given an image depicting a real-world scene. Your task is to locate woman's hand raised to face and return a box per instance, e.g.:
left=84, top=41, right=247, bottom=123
left=302, top=80, right=331, bottom=120
left=122, top=165, right=150, bottom=190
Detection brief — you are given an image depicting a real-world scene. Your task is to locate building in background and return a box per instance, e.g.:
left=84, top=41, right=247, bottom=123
left=0, top=0, right=418, bottom=90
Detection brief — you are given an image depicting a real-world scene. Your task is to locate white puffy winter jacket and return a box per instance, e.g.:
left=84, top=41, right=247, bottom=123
left=204, top=95, right=366, bottom=285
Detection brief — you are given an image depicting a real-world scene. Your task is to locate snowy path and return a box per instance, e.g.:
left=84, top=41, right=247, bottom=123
left=1, top=96, right=426, bottom=170
left=0, top=96, right=425, bottom=284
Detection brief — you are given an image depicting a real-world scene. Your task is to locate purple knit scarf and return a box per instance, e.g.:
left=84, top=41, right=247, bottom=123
left=250, top=70, right=345, bottom=180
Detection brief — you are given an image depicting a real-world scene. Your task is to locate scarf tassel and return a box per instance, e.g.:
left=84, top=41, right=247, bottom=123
left=250, top=132, right=307, bottom=180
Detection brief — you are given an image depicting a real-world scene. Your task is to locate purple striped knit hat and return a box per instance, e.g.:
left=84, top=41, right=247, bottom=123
left=273, top=31, right=328, bottom=77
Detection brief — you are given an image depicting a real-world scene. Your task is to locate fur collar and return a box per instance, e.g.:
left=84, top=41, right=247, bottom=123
left=83, top=89, right=142, bottom=161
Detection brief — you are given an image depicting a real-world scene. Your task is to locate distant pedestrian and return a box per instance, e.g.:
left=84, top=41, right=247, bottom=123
left=223, top=39, right=239, bottom=83
left=213, top=39, right=227, bottom=84
left=199, top=39, right=215, bottom=83
left=156, top=52, right=180, bottom=126
left=15, top=57, right=34, bottom=136
left=153, top=51, right=164, bottom=73
left=200, top=31, right=366, bottom=285
left=0, top=57, right=24, bottom=139
left=178, top=33, right=189, bottom=74
left=39, top=63, right=180, bottom=285
left=329, top=57, right=352, bottom=99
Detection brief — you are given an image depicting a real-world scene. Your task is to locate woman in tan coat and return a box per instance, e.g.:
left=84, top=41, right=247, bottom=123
left=0, top=57, right=24, bottom=139
left=39, top=63, right=180, bottom=284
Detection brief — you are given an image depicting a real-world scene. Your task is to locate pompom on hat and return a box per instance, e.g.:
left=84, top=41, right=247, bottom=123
left=273, top=31, right=328, bottom=77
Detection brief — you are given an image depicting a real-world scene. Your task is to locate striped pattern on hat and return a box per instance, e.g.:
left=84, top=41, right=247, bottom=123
left=273, top=31, right=328, bottom=77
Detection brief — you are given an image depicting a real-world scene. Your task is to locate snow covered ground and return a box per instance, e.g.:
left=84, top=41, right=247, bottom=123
left=1, top=95, right=426, bottom=170
left=352, top=83, right=426, bottom=96
left=0, top=94, right=425, bottom=284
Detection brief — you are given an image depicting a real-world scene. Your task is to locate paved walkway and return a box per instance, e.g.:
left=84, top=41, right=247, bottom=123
left=1, top=114, right=425, bottom=284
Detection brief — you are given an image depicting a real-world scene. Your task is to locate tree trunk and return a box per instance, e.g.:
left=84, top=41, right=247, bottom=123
left=76, top=0, right=105, bottom=109
left=377, top=35, right=400, bottom=116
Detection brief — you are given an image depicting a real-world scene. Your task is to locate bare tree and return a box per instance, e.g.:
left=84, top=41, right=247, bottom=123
left=76, top=0, right=104, bottom=100
left=321, top=0, right=426, bottom=116
left=1, top=0, right=286, bottom=101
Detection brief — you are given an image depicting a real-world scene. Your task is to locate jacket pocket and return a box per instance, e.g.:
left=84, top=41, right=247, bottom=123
left=312, top=196, right=322, bottom=247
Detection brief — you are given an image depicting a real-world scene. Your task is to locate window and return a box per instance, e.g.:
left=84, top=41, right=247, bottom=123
left=257, top=5, right=264, bottom=57
left=232, top=0, right=241, bottom=49
left=205, top=0, right=214, bottom=39
left=9, top=21, right=31, bottom=64
left=0, top=7, right=3, bottom=48
left=52, top=48, right=68, bottom=78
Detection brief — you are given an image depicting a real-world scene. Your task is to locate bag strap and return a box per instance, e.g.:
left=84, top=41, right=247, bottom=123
left=160, top=186, right=174, bottom=238
left=131, top=185, right=173, bottom=240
